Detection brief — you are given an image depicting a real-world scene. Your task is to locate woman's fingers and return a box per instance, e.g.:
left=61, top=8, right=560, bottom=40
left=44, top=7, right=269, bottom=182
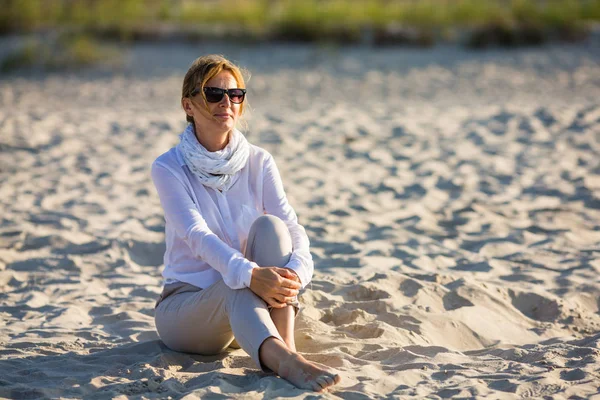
left=280, top=287, right=299, bottom=297
left=250, top=267, right=300, bottom=306
left=275, top=267, right=301, bottom=283
left=280, top=276, right=301, bottom=290
left=273, top=293, right=297, bottom=304
left=267, top=297, right=287, bottom=308
left=273, top=284, right=298, bottom=299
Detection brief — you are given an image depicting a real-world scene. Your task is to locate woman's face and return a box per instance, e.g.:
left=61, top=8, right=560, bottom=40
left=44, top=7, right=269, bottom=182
left=185, top=70, right=242, bottom=138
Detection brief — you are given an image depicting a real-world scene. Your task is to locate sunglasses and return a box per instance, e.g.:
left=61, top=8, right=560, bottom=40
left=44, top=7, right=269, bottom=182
left=191, top=87, right=247, bottom=104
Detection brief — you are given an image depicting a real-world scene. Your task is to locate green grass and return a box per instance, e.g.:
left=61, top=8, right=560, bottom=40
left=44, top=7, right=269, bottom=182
left=2, top=0, right=596, bottom=72
left=0, top=33, right=123, bottom=73
left=0, top=0, right=598, bottom=51
left=1, top=0, right=599, bottom=34
left=0, top=39, right=42, bottom=72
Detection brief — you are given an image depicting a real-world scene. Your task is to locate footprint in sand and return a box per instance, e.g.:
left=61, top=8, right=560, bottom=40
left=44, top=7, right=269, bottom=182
left=54, top=239, right=113, bottom=255
left=400, top=279, right=423, bottom=297
left=7, top=257, right=79, bottom=272
left=320, top=308, right=364, bottom=325
left=442, top=291, right=474, bottom=311
left=125, top=239, right=166, bottom=267
left=560, top=368, right=587, bottom=381
left=346, top=284, right=390, bottom=301
left=487, top=379, right=518, bottom=393
left=0, top=229, right=22, bottom=249
left=341, top=323, right=385, bottom=339
left=509, top=290, right=561, bottom=322
left=566, top=346, right=600, bottom=359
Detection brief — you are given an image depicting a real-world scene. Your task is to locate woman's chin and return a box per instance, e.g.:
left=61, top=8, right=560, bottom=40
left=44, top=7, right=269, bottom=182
left=217, top=121, right=235, bottom=132
left=210, top=116, right=231, bottom=126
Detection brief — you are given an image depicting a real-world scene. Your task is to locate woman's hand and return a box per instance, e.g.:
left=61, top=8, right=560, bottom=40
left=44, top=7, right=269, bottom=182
left=250, top=267, right=301, bottom=308
left=277, top=268, right=301, bottom=284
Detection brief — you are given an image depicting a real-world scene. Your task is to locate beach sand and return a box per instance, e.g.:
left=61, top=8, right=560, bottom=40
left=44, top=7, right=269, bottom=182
left=1, top=41, right=600, bottom=398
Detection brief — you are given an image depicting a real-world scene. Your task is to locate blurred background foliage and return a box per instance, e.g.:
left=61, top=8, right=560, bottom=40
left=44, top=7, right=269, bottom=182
left=1, top=0, right=599, bottom=71
left=1, top=0, right=599, bottom=37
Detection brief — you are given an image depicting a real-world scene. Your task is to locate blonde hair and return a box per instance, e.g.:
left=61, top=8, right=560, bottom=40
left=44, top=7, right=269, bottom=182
left=181, top=54, right=248, bottom=126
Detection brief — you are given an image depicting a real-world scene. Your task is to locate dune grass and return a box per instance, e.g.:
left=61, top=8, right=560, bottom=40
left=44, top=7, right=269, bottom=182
left=0, top=0, right=598, bottom=70
left=0, top=33, right=123, bottom=73
left=1, top=0, right=599, bottom=38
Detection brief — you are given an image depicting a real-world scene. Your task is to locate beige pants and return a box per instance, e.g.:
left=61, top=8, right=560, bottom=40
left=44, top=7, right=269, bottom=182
left=154, top=215, right=297, bottom=370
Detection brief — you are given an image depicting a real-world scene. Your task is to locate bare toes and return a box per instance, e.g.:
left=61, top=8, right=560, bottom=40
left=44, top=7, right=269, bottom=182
left=333, top=373, right=341, bottom=384
left=315, top=375, right=331, bottom=390
left=310, top=381, right=324, bottom=392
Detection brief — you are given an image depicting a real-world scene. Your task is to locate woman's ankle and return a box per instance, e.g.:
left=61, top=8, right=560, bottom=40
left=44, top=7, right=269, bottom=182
left=259, top=336, right=295, bottom=373
left=283, top=337, right=296, bottom=352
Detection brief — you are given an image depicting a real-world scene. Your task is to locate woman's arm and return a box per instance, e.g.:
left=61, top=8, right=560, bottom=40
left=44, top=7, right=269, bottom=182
left=262, top=155, right=314, bottom=288
left=151, top=161, right=258, bottom=289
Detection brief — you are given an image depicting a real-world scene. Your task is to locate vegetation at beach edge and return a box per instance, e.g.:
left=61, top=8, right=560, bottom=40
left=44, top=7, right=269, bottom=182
left=2, top=0, right=599, bottom=72
left=1, top=0, right=599, bottom=41
left=0, top=33, right=124, bottom=73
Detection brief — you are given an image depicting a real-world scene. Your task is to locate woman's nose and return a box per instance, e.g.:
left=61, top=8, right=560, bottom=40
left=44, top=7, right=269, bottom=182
left=219, top=93, right=231, bottom=106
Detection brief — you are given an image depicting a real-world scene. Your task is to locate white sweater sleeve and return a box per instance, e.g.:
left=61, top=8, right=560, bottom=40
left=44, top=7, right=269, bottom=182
left=151, top=162, right=258, bottom=289
left=262, top=155, right=314, bottom=288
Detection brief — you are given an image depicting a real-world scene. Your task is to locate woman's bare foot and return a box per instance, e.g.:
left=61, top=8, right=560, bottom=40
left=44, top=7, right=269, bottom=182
left=259, top=336, right=341, bottom=392
left=260, top=337, right=341, bottom=392
left=278, top=353, right=341, bottom=392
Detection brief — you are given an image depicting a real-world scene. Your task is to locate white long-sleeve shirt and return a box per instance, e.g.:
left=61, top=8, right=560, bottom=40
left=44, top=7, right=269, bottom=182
left=150, top=143, right=314, bottom=290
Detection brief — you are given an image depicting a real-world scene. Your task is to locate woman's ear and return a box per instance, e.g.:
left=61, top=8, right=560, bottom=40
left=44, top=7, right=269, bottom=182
left=182, top=98, right=193, bottom=116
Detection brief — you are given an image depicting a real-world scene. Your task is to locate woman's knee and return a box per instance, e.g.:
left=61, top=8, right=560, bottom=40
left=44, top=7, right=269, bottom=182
left=247, top=215, right=292, bottom=267
left=252, top=214, right=284, bottom=229
left=250, top=215, right=289, bottom=241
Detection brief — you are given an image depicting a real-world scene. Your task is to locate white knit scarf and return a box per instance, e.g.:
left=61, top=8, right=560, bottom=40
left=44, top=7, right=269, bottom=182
left=177, top=124, right=249, bottom=192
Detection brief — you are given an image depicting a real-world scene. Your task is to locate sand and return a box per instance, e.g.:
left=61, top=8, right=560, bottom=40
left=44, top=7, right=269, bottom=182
left=1, top=39, right=600, bottom=399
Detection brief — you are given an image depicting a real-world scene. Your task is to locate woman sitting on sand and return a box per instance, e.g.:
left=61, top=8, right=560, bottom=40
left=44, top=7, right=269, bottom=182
left=150, top=54, right=340, bottom=392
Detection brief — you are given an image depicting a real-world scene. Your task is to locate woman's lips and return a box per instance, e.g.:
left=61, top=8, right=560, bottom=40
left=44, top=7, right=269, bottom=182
left=214, top=114, right=230, bottom=119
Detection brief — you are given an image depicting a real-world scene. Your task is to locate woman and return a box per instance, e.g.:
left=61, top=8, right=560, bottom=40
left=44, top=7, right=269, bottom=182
left=151, top=55, right=341, bottom=392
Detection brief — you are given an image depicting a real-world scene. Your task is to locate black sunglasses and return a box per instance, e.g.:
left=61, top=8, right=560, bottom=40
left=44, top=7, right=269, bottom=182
left=191, top=87, right=246, bottom=104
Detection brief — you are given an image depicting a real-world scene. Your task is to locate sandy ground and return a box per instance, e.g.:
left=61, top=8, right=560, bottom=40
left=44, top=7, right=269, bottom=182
left=1, top=39, right=600, bottom=399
